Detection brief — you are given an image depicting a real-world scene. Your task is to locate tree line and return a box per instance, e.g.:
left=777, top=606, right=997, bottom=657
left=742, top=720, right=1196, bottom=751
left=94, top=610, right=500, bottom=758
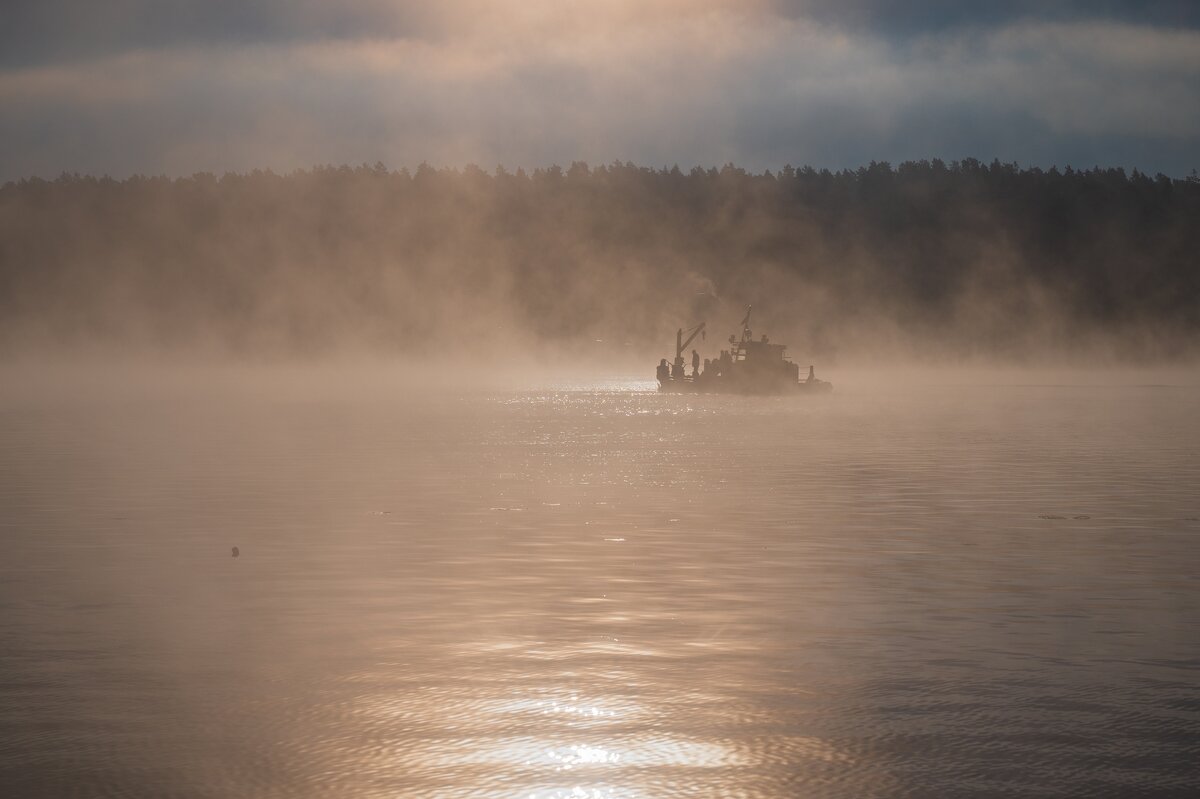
left=1, top=159, right=1197, bottom=360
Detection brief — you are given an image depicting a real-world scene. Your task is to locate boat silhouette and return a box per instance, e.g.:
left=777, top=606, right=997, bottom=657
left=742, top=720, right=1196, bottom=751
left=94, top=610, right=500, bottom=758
left=656, top=306, right=832, bottom=394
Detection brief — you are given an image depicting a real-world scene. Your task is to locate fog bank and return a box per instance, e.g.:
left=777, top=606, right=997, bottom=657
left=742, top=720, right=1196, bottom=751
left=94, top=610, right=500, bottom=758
left=2, top=160, right=1197, bottom=367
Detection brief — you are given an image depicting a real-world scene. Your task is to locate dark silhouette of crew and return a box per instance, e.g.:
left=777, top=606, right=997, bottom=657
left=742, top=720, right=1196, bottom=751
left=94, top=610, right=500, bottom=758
left=657, top=358, right=670, bottom=382
left=691, top=349, right=700, bottom=377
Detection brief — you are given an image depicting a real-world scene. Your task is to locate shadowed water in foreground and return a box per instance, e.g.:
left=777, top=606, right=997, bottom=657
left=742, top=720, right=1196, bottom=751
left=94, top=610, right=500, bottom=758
left=1, top=368, right=1198, bottom=797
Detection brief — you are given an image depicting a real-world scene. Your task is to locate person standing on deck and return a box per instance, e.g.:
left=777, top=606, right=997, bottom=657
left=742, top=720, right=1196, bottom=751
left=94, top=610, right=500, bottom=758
left=691, top=349, right=700, bottom=377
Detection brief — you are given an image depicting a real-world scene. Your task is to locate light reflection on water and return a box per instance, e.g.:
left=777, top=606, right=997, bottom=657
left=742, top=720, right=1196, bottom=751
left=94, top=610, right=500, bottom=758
left=0, top=374, right=1198, bottom=796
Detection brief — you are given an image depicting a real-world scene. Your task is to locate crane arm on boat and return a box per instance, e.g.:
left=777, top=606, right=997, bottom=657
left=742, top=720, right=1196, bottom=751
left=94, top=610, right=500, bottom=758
left=675, top=322, right=706, bottom=361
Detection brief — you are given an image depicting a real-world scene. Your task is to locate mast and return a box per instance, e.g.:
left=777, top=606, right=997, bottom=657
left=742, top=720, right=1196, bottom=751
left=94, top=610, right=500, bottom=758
left=675, top=322, right=706, bottom=361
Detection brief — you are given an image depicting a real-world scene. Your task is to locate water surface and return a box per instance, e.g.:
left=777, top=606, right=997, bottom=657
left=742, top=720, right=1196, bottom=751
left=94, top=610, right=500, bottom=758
left=2, top=369, right=1198, bottom=797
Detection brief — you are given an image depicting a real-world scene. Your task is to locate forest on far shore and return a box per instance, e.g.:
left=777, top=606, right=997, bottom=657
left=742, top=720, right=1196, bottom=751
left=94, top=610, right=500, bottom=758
left=2, top=159, right=1198, bottom=362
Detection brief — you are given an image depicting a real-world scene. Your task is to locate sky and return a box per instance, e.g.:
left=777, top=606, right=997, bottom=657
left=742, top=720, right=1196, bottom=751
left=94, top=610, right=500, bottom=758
left=2, top=0, right=1198, bottom=181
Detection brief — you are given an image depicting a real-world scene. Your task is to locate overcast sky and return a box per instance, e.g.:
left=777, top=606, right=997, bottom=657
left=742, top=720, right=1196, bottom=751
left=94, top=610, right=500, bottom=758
left=2, top=1, right=1198, bottom=181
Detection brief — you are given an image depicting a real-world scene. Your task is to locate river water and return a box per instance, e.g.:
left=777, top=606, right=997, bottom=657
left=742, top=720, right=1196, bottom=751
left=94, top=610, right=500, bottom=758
left=2, top=367, right=1198, bottom=797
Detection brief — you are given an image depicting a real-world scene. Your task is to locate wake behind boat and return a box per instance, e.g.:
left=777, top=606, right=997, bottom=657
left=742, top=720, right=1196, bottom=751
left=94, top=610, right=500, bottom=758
left=656, top=306, right=832, bottom=394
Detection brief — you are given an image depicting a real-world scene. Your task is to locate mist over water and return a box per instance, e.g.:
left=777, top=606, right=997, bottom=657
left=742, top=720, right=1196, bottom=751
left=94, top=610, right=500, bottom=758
left=4, top=162, right=1198, bottom=364
left=3, top=127, right=1199, bottom=799
left=2, top=364, right=1197, bottom=797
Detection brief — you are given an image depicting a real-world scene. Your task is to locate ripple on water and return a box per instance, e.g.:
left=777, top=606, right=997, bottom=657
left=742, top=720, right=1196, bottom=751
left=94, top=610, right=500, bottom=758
left=1, top=381, right=1198, bottom=796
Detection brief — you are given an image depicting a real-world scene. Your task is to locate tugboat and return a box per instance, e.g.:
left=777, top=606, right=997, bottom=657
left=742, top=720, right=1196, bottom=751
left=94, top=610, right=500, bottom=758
left=656, top=306, right=832, bottom=394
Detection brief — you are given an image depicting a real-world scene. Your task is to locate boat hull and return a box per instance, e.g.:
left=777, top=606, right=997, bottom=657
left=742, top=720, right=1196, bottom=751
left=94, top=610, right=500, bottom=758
left=658, top=377, right=832, bottom=395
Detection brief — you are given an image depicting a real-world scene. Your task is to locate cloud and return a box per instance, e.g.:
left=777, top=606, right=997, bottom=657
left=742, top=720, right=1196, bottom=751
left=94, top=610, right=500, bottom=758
left=773, top=1, right=1200, bottom=35
left=1, top=5, right=1198, bottom=180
